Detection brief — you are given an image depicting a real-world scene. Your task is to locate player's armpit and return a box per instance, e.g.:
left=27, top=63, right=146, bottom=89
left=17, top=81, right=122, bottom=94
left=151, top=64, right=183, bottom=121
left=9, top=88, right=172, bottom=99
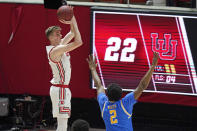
left=49, top=45, right=65, bottom=62
left=49, top=47, right=62, bottom=63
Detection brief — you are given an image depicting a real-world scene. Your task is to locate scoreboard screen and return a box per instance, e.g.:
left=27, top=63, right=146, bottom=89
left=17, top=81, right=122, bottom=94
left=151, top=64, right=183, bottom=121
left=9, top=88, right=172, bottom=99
left=91, top=7, right=197, bottom=96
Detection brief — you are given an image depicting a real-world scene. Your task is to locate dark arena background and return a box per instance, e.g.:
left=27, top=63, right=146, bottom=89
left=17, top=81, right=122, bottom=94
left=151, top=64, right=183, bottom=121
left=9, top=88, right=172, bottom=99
left=0, top=0, right=197, bottom=130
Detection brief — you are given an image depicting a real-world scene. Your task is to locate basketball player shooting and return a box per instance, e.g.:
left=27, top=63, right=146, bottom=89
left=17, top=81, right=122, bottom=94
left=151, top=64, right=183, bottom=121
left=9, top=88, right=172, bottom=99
left=45, top=6, right=82, bottom=131
left=87, top=52, right=159, bottom=131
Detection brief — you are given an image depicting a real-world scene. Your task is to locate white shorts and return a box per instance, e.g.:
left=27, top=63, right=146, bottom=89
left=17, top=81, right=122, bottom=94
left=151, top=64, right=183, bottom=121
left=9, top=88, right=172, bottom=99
left=50, top=86, right=71, bottom=118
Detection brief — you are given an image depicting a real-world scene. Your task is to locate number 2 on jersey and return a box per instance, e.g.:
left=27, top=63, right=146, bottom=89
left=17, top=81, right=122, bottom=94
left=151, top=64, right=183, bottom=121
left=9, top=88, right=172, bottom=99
left=109, top=110, right=118, bottom=124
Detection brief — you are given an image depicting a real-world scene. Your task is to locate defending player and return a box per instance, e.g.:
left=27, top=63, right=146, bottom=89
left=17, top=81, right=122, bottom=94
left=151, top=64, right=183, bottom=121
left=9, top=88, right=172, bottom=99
left=86, top=52, right=159, bottom=131
left=45, top=8, right=82, bottom=131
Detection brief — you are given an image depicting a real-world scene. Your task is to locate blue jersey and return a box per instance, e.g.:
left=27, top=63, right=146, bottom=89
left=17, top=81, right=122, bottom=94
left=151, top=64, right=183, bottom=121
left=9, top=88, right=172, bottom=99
left=97, top=92, right=137, bottom=131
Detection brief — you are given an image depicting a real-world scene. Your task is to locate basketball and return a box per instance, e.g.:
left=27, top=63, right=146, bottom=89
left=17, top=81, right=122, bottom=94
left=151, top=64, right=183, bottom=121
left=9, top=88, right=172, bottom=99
left=57, top=5, right=73, bottom=21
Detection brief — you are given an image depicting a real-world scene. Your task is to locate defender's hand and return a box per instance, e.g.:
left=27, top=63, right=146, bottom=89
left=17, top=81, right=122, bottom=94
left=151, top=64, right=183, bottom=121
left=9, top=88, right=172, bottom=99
left=152, top=52, right=159, bottom=67
left=86, top=54, right=97, bottom=71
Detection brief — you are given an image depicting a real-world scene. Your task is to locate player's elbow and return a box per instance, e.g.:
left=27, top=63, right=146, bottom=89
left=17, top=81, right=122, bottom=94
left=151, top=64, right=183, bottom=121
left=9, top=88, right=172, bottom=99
left=76, top=40, right=83, bottom=46
left=73, top=39, right=83, bottom=48
left=79, top=41, right=83, bottom=46
left=70, top=32, right=75, bottom=38
left=95, top=81, right=102, bottom=87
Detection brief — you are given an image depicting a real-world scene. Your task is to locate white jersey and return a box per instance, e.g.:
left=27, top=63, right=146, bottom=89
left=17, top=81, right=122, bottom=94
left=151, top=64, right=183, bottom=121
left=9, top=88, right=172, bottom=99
left=46, top=45, right=71, bottom=85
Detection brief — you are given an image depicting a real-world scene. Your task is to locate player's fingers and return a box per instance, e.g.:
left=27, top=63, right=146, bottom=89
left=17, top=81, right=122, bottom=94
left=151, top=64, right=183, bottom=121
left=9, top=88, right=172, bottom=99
left=68, top=5, right=73, bottom=10
left=91, top=54, right=94, bottom=61
left=154, top=52, right=157, bottom=58
left=62, top=19, right=66, bottom=22
left=156, top=52, right=159, bottom=57
left=59, top=19, right=64, bottom=23
left=86, top=58, right=89, bottom=63
left=156, top=52, right=158, bottom=55
left=89, top=55, right=92, bottom=62
left=86, top=59, right=91, bottom=65
left=88, top=55, right=90, bottom=61
left=154, top=51, right=156, bottom=56
left=65, top=21, right=71, bottom=24
left=155, top=52, right=159, bottom=59
left=92, top=55, right=96, bottom=63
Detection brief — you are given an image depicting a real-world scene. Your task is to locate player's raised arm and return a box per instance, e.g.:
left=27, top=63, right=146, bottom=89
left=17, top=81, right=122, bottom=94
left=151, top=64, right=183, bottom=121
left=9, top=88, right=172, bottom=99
left=58, top=7, right=79, bottom=45
left=60, top=11, right=75, bottom=45
left=87, top=54, right=105, bottom=96
left=50, top=15, right=83, bottom=62
left=134, top=52, right=159, bottom=100
left=57, top=16, right=82, bottom=49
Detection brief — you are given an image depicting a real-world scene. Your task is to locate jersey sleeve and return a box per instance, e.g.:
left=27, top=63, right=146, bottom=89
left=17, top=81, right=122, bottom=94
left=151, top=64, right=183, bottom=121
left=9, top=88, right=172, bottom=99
left=122, top=92, right=137, bottom=112
left=97, top=93, right=108, bottom=110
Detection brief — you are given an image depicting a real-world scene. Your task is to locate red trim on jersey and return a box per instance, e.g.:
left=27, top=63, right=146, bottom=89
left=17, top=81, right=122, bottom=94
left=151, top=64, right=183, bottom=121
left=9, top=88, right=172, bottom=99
left=57, top=62, right=65, bottom=84
left=60, top=107, right=70, bottom=113
left=49, top=47, right=58, bottom=63
left=59, top=61, right=65, bottom=83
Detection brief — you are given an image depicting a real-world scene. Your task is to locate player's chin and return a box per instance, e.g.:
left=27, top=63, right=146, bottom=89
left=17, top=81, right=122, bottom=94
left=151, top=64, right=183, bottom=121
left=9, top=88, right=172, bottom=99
left=56, top=39, right=61, bottom=44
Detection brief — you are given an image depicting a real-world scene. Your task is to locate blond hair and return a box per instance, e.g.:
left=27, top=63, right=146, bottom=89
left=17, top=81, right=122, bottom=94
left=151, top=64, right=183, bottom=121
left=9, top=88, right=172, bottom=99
left=45, top=26, right=61, bottom=39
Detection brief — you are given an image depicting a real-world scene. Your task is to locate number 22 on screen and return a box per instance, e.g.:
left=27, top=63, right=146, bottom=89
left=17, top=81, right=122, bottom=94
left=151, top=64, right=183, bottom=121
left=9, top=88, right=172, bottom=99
left=104, top=37, right=137, bottom=62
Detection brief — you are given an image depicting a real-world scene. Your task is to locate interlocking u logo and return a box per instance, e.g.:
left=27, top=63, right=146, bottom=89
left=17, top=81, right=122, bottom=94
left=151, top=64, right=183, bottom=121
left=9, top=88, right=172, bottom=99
left=151, top=33, right=177, bottom=60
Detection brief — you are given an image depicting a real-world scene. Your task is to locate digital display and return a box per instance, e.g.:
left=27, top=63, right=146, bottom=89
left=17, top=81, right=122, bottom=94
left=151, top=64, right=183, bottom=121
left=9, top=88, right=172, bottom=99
left=91, top=9, right=197, bottom=96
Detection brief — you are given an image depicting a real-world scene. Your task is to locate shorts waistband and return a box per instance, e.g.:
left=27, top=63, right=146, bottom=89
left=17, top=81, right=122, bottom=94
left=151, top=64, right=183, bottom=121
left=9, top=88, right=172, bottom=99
left=52, top=84, right=69, bottom=88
